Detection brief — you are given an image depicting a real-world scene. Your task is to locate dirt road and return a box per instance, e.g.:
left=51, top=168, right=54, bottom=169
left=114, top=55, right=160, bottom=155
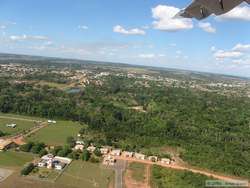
left=115, top=156, right=250, bottom=187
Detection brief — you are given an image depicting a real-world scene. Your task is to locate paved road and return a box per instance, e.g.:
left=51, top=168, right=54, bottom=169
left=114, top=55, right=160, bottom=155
left=112, top=159, right=127, bottom=188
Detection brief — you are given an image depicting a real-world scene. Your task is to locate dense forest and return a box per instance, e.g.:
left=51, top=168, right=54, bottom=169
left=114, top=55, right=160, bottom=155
left=0, top=73, right=250, bottom=178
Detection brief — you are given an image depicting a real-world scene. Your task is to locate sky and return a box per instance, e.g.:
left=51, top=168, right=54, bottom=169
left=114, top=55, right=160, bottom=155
left=0, top=0, right=250, bottom=77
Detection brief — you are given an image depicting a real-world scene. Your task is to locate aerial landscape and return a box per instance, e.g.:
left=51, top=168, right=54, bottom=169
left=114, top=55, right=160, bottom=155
left=0, top=0, right=250, bottom=188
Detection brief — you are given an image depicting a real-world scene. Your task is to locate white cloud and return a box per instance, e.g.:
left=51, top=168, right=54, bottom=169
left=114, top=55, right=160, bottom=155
left=113, top=25, right=145, bottom=35
left=138, top=53, right=155, bottom=59
left=198, top=22, right=216, bottom=33
left=213, top=43, right=250, bottom=62
left=9, top=35, right=49, bottom=42
left=152, top=5, right=193, bottom=32
left=232, top=43, right=250, bottom=52
left=78, top=25, right=88, bottom=30
left=214, top=50, right=243, bottom=60
left=217, top=6, right=250, bottom=21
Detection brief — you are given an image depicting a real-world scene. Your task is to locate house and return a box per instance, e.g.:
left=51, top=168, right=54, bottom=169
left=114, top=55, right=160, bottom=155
left=161, top=158, right=171, bottom=165
left=38, top=159, right=47, bottom=167
left=54, top=156, right=72, bottom=164
left=110, top=149, right=121, bottom=156
left=100, top=147, right=110, bottom=155
left=41, top=154, right=54, bottom=160
left=6, top=123, right=16, bottom=128
left=123, top=151, right=134, bottom=158
left=0, top=139, right=15, bottom=151
left=103, top=155, right=116, bottom=166
left=54, top=161, right=66, bottom=170
left=87, top=146, right=96, bottom=153
left=134, top=153, right=146, bottom=160
left=74, top=144, right=84, bottom=151
left=148, top=156, right=158, bottom=162
left=75, top=140, right=84, bottom=145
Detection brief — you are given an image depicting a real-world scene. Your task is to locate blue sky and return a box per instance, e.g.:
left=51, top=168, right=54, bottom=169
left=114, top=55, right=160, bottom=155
left=0, top=0, right=250, bottom=76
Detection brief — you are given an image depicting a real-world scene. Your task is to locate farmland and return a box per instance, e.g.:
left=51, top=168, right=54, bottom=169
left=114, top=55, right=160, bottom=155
left=26, top=121, right=84, bottom=146
left=0, top=151, right=35, bottom=167
left=57, top=161, right=114, bottom=188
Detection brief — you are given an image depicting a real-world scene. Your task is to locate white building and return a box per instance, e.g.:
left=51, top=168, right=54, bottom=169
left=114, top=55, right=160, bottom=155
left=134, top=153, right=146, bottom=160
left=74, top=144, right=84, bottom=151
left=123, top=151, right=134, bottom=158
left=148, top=156, right=158, bottom=162
left=161, top=158, right=171, bottom=165
left=6, top=123, right=16, bottom=128
left=100, top=147, right=110, bottom=155
left=87, top=146, right=96, bottom=153
left=110, top=149, right=121, bottom=156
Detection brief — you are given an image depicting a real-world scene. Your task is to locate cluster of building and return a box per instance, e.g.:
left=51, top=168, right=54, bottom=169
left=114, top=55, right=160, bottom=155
left=103, top=149, right=172, bottom=166
left=37, top=154, right=72, bottom=170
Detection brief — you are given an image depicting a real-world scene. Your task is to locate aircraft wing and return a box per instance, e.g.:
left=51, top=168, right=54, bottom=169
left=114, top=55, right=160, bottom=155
left=176, top=0, right=249, bottom=20
left=176, top=0, right=212, bottom=20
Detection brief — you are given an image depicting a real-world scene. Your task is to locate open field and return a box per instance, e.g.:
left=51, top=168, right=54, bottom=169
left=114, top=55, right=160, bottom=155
left=124, top=162, right=150, bottom=188
left=0, top=113, right=45, bottom=121
left=26, top=121, right=83, bottom=146
left=128, top=162, right=146, bottom=182
left=0, top=118, right=38, bottom=136
left=57, top=161, right=114, bottom=188
left=0, top=151, right=34, bottom=167
left=150, top=165, right=213, bottom=188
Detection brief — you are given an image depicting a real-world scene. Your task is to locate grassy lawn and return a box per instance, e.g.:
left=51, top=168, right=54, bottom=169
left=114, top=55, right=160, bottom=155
left=57, top=161, right=114, bottom=188
left=0, top=118, right=38, bottom=136
left=0, top=151, right=34, bottom=167
left=128, top=162, right=146, bottom=182
left=30, top=167, right=61, bottom=181
left=26, top=121, right=84, bottom=146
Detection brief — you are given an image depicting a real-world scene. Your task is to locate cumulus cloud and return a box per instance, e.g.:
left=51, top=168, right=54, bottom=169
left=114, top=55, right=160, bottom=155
left=232, top=43, right=250, bottom=52
left=78, top=25, right=88, bottom=30
left=214, top=43, right=250, bottom=63
left=152, top=5, right=193, bottom=32
left=9, top=34, right=49, bottom=42
left=217, top=6, right=250, bottom=21
left=214, top=50, right=243, bottom=60
left=113, top=25, right=145, bottom=35
left=198, top=22, right=216, bottom=33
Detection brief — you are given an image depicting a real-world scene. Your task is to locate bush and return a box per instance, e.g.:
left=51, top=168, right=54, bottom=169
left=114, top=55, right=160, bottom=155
left=20, top=142, right=34, bottom=152
left=21, top=163, right=35, bottom=176
left=82, top=149, right=90, bottom=161
left=39, top=149, right=48, bottom=157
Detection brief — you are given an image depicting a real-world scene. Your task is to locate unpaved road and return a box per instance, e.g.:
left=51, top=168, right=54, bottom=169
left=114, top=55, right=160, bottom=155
left=115, top=156, right=250, bottom=187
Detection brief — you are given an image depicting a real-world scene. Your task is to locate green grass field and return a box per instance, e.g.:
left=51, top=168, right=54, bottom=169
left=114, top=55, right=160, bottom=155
left=128, top=162, right=146, bottom=182
left=0, top=151, right=34, bottom=167
left=151, top=165, right=211, bottom=188
left=0, top=116, right=39, bottom=136
left=26, top=120, right=84, bottom=146
left=57, top=161, right=114, bottom=188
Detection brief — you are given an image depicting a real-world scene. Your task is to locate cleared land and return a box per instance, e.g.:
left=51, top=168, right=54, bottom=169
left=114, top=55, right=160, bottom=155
left=57, top=161, right=114, bottom=188
left=0, top=151, right=34, bottom=167
left=125, top=162, right=150, bottom=188
left=26, top=121, right=83, bottom=146
left=0, top=116, right=36, bottom=135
